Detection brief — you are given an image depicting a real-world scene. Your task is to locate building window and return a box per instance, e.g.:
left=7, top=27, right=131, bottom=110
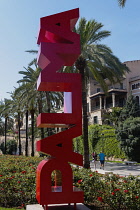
left=120, top=83, right=123, bottom=89
left=132, top=84, right=135, bottom=90
left=97, top=88, right=100, bottom=93
left=136, top=96, right=139, bottom=105
left=132, top=82, right=140, bottom=90
left=93, top=116, right=98, bottom=124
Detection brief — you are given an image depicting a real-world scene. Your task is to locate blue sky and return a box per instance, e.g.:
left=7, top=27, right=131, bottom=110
left=0, top=0, right=140, bottom=100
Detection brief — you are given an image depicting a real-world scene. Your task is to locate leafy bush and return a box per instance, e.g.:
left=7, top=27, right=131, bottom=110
left=73, top=167, right=140, bottom=209
left=0, top=155, right=139, bottom=209
left=94, top=128, right=126, bottom=159
left=73, top=125, right=126, bottom=160
left=0, top=155, right=43, bottom=208
left=73, top=135, right=84, bottom=155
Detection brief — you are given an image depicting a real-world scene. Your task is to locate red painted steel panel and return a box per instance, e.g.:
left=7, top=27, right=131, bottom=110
left=36, top=8, right=83, bottom=206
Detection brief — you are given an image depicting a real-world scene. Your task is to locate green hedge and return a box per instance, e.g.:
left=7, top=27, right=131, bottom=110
left=73, top=125, right=126, bottom=160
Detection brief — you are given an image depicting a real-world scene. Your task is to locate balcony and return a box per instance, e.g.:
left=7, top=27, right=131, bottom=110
left=90, top=88, right=127, bottom=99
left=91, top=102, right=124, bottom=112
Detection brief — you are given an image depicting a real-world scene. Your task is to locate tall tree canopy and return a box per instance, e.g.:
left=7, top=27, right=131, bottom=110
left=63, top=17, right=129, bottom=168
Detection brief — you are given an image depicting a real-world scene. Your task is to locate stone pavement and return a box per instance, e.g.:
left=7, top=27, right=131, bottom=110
left=90, top=161, right=140, bottom=177
left=26, top=203, right=90, bottom=210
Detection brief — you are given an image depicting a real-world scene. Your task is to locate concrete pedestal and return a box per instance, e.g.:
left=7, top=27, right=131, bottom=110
left=26, top=203, right=90, bottom=210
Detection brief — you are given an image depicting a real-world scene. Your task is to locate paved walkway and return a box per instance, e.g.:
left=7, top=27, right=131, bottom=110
left=90, top=161, right=140, bottom=177
left=26, top=204, right=90, bottom=210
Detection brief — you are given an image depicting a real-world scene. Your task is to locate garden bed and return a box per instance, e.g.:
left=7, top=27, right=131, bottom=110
left=0, top=155, right=140, bottom=209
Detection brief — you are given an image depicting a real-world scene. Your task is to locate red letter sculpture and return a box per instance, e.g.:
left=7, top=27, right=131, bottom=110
left=36, top=8, right=84, bottom=209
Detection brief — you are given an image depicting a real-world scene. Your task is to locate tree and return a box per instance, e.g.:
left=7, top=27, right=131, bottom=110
left=103, top=107, right=122, bottom=126
left=26, top=19, right=129, bottom=168
left=16, top=64, right=63, bottom=156
left=0, top=139, right=17, bottom=155
left=0, top=99, right=14, bottom=154
left=103, top=95, right=140, bottom=127
left=0, top=117, right=4, bottom=136
left=115, top=95, right=140, bottom=162
left=63, top=18, right=129, bottom=168
left=120, top=95, right=140, bottom=121
left=12, top=89, right=30, bottom=156
left=116, top=117, right=140, bottom=162
left=88, top=124, right=100, bottom=153
left=16, top=65, right=41, bottom=156
left=118, top=0, right=127, bottom=7
left=9, top=94, right=23, bottom=155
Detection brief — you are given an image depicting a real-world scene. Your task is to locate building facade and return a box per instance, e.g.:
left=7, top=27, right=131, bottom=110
left=87, top=60, right=140, bottom=125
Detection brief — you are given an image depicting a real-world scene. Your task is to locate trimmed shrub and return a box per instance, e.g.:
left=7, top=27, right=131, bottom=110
left=73, top=125, right=126, bottom=160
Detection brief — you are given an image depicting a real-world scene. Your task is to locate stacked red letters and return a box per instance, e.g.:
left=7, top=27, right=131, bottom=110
left=36, top=8, right=84, bottom=206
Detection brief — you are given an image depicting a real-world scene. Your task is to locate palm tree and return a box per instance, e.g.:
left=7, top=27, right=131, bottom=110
left=27, top=19, right=128, bottom=168
left=0, top=116, right=4, bottom=136
left=8, top=93, right=24, bottom=155
left=15, top=66, right=40, bottom=156
left=25, top=107, right=29, bottom=156
left=63, top=18, right=129, bottom=168
left=0, top=99, right=13, bottom=154
left=16, top=64, right=63, bottom=156
left=13, top=88, right=30, bottom=156
left=118, top=0, right=126, bottom=7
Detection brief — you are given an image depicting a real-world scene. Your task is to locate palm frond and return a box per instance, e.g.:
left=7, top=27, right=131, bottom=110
left=28, top=58, right=37, bottom=67
left=118, top=0, right=126, bottom=7
left=25, top=50, right=38, bottom=54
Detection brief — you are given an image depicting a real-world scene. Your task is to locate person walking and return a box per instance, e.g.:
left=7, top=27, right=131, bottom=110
left=92, top=152, right=97, bottom=169
left=99, top=151, right=105, bottom=170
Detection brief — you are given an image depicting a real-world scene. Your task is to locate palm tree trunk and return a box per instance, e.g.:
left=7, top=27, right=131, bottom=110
left=4, top=116, right=7, bottom=154
left=30, top=109, right=35, bottom=157
left=38, top=95, right=44, bottom=139
left=18, top=112, right=21, bottom=155
left=45, top=92, right=51, bottom=113
left=25, top=110, right=28, bottom=156
left=45, top=92, right=53, bottom=136
left=76, top=56, right=90, bottom=169
left=81, top=71, right=90, bottom=169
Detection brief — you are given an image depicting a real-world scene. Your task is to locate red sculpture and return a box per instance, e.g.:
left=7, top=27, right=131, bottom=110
left=36, top=8, right=83, bottom=209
